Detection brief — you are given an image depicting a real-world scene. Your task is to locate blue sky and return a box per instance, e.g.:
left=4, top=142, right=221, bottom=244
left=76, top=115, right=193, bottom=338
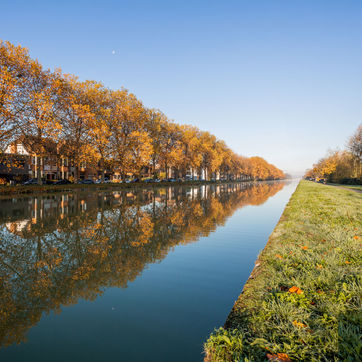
left=2, top=0, right=361, bottom=174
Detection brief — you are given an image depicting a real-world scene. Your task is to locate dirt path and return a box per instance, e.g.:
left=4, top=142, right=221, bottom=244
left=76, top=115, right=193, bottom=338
left=327, top=184, right=362, bottom=193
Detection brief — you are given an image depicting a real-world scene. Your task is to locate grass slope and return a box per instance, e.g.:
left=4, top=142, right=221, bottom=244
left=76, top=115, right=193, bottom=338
left=205, top=181, right=361, bottom=361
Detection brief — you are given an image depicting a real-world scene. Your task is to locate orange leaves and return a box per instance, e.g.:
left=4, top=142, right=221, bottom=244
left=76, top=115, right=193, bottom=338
left=289, top=286, right=303, bottom=294
left=1, top=40, right=287, bottom=182
left=293, top=320, right=307, bottom=328
left=266, top=353, right=292, bottom=361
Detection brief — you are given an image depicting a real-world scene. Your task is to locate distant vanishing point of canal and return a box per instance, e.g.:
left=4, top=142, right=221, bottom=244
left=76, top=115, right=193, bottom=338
left=0, top=181, right=297, bottom=362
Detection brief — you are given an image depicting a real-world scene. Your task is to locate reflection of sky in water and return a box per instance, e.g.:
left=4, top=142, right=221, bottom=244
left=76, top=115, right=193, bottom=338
left=0, top=181, right=297, bottom=362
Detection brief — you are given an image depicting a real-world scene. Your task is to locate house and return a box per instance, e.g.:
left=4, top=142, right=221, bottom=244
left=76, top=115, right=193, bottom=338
left=2, top=138, right=99, bottom=182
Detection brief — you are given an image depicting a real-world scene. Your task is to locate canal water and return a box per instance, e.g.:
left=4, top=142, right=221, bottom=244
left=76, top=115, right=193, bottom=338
left=0, top=181, right=297, bottom=362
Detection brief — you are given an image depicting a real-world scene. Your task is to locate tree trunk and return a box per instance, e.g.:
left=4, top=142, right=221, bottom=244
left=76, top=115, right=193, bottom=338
left=100, top=157, right=105, bottom=182
left=37, top=156, right=42, bottom=185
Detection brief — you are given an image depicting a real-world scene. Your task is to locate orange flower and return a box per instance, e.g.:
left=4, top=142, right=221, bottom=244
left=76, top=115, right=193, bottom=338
left=345, top=261, right=351, bottom=264
left=293, top=320, right=307, bottom=328
left=276, top=254, right=283, bottom=259
left=289, top=286, right=303, bottom=294
left=301, top=245, right=308, bottom=250
left=353, top=235, right=359, bottom=240
left=316, top=264, right=323, bottom=269
left=321, top=239, right=326, bottom=242
left=266, top=353, right=292, bottom=362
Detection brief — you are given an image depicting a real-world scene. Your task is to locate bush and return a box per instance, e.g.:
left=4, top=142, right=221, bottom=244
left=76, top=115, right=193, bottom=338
left=339, top=178, right=362, bottom=185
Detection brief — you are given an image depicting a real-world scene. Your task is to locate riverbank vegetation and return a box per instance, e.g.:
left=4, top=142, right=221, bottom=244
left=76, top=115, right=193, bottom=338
left=204, top=181, right=361, bottom=361
left=305, top=124, right=361, bottom=184
left=0, top=40, right=284, bottom=184
left=0, top=178, right=254, bottom=197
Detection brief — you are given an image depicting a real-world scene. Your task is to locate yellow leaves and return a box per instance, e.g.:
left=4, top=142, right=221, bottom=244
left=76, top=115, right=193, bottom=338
left=289, top=286, right=303, bottom=294
left=266, top=353, right=291, bottom=361
left=293, top=320, right=307, bottom=328
left=1, top=39, right=287, bottom=183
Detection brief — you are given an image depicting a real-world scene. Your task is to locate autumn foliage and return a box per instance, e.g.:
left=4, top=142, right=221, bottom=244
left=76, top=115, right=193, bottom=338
left=0, top=40, right=285, bottom=182
left=305, top=124, right=362, bottom=184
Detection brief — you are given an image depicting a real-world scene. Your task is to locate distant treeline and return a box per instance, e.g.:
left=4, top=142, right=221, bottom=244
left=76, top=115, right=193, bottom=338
left=0, top=40, right=285, bottom=182
left=305, top=124, right=361, bottom=184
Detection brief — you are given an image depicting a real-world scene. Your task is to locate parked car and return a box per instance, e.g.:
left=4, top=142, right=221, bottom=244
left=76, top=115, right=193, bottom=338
left=23, top=178, right=53, bottom=185
left=95, top=177, right=111, bottom=184
left=131, top=178, right=140, bottom=183
left=144, top=178, right=154, bottom=183
left=54, top=179, right=72, bottom=185
left=22, top=178, right=39, bottom=185
left=78, top=179, right=94, bottom=184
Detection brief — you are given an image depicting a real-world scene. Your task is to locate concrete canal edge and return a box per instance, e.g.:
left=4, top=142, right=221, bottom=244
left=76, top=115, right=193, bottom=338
left=0, top=179, right=261, bottom=197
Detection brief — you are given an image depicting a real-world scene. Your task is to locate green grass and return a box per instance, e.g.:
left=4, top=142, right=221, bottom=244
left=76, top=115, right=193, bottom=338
left=204, top=180, right=361, bottom=361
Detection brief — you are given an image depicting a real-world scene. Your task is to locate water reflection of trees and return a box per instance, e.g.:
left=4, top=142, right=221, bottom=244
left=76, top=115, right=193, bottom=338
left=0, top=182, right=285, bottom=347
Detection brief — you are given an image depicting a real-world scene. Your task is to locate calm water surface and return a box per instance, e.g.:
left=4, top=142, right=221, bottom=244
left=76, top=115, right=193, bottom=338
left=0, top=181, right=297, bottom=362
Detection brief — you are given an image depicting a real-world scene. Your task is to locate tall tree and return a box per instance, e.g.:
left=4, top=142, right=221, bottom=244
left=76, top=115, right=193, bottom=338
left=58, top=76, right=96, bottom=182
left=14, top=60, right=63, bottom=184
left=0, top=41, right=31, bottom=155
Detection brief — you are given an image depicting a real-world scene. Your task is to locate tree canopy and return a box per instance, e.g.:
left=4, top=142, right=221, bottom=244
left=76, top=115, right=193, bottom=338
left=0, top=40, right=285, bottom=182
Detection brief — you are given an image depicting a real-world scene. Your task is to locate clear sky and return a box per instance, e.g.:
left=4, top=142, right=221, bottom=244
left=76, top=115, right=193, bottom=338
left=2, top=0, right=361, bottom=175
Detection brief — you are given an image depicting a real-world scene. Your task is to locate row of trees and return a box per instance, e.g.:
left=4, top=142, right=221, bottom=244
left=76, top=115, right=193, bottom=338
left=0, top=40, right=285, bottom=183
left=305, top=124, right=361, bottom=183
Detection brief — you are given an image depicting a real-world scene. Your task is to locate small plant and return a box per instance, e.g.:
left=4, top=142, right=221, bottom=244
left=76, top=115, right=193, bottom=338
left=205, top=328, right=244, bottom=362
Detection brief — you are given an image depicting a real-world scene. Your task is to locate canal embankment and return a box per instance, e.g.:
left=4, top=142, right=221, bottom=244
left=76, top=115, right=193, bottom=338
left=204, top=180, right=361, bottom=361
left=0, top=179, right=262, bottom=197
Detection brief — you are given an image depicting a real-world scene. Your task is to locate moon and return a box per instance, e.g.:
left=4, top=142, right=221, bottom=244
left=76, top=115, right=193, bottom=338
left=112, top=50, right=116, bottom=55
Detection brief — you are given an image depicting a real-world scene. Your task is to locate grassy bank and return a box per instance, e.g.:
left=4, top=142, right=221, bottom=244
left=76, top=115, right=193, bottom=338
left=204, top=181, right=361, bottom=361
left=0, top=179, right=256, bottom=197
